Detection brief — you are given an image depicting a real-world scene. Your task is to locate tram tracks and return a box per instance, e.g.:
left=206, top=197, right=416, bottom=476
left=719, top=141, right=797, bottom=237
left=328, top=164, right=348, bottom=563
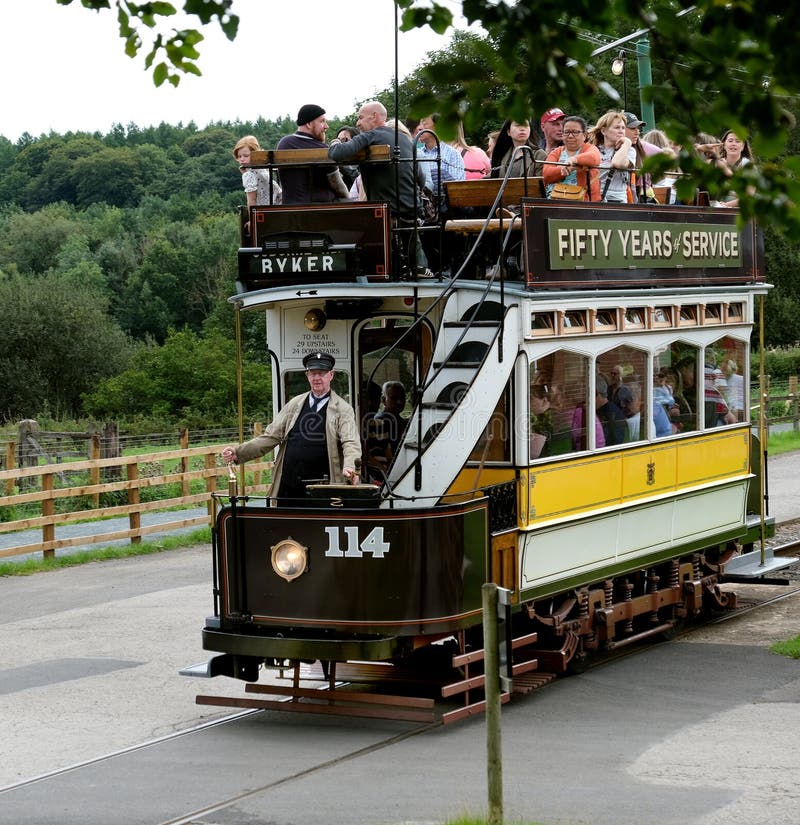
left=3, top=555, right=798, bottom=825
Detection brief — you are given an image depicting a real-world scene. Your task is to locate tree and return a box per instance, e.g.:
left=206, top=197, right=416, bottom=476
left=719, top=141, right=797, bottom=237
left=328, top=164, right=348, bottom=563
left=0, top=272, right=131, bottom=421
left=57, top=0, right=238, bottom=87
left=82, top=326, right=270, bottom=427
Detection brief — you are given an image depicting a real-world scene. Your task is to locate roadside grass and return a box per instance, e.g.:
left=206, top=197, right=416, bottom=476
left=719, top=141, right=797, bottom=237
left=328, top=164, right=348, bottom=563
left=770, top=634, right=800, bottom=659
left=0, top=527, right=211, bottom=577
left=764, top=428, right=800, bottom=456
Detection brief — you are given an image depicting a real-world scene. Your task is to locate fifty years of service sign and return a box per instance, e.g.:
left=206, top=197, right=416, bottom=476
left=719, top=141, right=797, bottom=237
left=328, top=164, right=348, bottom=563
left=548, top=218, right=742, bottom=270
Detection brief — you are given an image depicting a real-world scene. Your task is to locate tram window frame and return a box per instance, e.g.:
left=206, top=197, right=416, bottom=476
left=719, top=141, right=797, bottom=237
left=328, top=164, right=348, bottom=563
left=562, top=309, right=588, bottom=334
left=593, top=308, right=618, bottom=332
left=624, top=308, right=646, bottom=330
left=678, top=305, right=698, bottom=326
left=703, top=304, right=723, bottom=325
left=726, top=302, right=744, bottom=323
left=531, top=311, right=556, bottom=337
left=651, top=306, right=672, bottom=328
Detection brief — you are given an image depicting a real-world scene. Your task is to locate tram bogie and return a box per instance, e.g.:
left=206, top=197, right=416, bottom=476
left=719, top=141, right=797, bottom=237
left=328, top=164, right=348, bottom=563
left=194, top=168, right=790, bottom=716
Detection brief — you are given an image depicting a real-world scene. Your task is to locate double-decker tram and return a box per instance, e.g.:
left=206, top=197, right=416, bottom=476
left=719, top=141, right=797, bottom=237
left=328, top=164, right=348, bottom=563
left=188, top=150, right=792, bottom=723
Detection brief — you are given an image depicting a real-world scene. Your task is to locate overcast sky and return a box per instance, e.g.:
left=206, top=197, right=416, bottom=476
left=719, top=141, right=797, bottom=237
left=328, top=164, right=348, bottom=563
left=0, top=0, right=470, bottom=142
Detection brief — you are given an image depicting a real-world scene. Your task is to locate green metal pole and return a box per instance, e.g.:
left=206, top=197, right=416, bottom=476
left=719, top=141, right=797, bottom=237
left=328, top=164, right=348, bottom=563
left=636, top=36, right=655, bottom=130
left=483, top=583, right=503, bottom=825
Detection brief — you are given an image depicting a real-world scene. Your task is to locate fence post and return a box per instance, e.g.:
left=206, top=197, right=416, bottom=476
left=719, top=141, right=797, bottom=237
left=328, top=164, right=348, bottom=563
left=790, top=376, right=798, bottom=433
left=42, top=471, right=55, bottom=560
left=17, top=419, right=39, bottom=490
left=180, top=428, right=190, bottom=498
left=205, top=453, right=218, bottom=522
left=101, top=421, right=121, bottom=480
left=127, top=462, right=141, bottom=545
left=90, top=434, right=101, bottom=508
left=5, top=441, right=15, bottom=495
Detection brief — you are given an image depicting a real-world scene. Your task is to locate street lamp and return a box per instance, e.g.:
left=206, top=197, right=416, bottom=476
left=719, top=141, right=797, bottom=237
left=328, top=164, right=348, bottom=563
left=611, top=50, right=627, bottom=111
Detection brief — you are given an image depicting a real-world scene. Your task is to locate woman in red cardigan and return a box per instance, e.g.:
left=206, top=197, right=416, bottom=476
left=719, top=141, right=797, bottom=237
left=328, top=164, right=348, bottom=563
left=542, top=115, right=601, bottom=202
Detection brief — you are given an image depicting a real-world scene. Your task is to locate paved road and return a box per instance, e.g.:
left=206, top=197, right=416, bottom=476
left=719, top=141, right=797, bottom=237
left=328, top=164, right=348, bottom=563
left=0, top=547, right=798, bottom=825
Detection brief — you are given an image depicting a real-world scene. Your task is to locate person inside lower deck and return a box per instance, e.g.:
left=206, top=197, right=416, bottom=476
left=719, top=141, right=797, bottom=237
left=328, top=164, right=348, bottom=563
left=220, top=352, right=361, bottom=505
left=366, top=380, right=408, bottom=471
left=595, top=375, right=627, bottom=445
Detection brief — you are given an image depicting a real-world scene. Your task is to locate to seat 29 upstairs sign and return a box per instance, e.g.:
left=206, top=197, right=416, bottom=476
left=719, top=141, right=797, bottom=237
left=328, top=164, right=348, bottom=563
left=522, top=201, right=763, bottom=289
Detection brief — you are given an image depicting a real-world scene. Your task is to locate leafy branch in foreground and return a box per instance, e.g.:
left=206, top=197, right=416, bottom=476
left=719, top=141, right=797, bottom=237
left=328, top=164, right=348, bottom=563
left=56, top=0, right=239, bottom=87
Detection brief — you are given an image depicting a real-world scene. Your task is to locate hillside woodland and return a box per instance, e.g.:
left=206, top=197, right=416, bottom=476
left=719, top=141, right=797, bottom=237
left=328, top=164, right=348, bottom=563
left=2, top=28, right=800, bottom=429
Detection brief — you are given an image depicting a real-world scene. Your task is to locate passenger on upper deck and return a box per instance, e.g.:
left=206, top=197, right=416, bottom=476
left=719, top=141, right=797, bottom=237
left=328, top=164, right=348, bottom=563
left=335, top=125, right=361, bottom=189
left=233, top=135, right=282, bottom=206
left=716, top=130, right=753, bottom=208
left=416, top=114, right=466, bottom=199
left=539, top=108, right=566, bottom=153
left=623, top=111, right=660, bottom=201
left=490, top=120, right=546, bottom=179
left=328, top=101, right=422, bottom=222
left=277, top=104, right=350, bottom=204
left=329, top=101, right=429, bottom=275
left=448, top=122, right=491, bottom=180
left=486, top=130, right=500, bottom=158
left=542, top=116, right=601, bottom=201
left=590, top=111, right=636, bottom=203
left=221, top=351, right=361, bottom=506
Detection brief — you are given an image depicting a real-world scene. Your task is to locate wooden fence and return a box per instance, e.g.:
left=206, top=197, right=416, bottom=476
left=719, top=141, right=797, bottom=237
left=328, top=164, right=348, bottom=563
left=0, top=444, right=271, bottom=562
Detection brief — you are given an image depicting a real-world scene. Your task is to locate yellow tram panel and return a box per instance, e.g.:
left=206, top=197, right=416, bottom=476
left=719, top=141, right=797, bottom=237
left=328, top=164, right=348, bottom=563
left=521, top=428, right=751, bottom=528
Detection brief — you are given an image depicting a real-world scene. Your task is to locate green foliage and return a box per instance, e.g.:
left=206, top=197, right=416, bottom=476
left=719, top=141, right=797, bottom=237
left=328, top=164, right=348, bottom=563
left=56, top=0, right=238, bottom=87
left=0, top=271, right=132, bottom=420
left=82, top=326, right=271, bottom=427
left=762, top=348, right=800, bottom=381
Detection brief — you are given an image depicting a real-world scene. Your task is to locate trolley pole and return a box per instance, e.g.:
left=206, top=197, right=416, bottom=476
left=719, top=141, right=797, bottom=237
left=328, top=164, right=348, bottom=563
left=483, top=582, right=503, bottom=825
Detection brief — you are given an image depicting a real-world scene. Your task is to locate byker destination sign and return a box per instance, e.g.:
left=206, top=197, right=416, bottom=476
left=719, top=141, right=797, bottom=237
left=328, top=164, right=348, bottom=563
left=522, top=202, right=762, bottom=288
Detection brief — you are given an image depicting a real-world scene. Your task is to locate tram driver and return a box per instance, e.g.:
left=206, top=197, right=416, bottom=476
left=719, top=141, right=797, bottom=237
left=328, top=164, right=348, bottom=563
left=221, top=352, right=361, bottom=505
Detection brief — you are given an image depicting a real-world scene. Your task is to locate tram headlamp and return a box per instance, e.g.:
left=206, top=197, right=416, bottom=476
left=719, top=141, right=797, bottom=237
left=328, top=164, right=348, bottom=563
left=270, top=538, right=308, bottom=582
left=304, top=308, right=327, bottom=331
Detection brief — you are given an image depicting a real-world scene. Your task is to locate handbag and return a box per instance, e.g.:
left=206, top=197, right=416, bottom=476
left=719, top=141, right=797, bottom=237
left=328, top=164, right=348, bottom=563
left=419, top=186, right=438, bottom=223
left=549, top=181, right=586, bottom=200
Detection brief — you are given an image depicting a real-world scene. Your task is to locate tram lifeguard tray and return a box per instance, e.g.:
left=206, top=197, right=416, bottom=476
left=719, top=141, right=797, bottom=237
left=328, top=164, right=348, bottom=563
left=305, top=483, right=382, bottom=507
left=238, top=202, right=390, bottom=289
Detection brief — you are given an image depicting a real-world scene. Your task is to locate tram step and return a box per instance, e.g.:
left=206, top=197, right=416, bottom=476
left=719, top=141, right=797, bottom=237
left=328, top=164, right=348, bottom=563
left=723, top=545, right=798, bottom=579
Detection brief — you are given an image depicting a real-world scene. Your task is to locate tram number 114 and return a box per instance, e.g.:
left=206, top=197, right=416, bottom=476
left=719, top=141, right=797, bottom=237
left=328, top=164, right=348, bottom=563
left=324, top=525, right=390, bottom=558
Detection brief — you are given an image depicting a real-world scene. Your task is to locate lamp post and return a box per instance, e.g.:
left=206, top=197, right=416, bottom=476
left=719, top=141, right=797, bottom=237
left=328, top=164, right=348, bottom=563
left=611, top=50, right=628, bottom=112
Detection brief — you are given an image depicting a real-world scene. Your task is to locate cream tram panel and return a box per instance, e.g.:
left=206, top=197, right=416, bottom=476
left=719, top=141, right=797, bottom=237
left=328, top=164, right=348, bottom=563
left=520, top=480, right=749, bottom=590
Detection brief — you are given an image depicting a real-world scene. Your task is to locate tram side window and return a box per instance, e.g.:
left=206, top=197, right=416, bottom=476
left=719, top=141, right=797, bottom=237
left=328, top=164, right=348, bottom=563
left=658, top=344, right=701, bottom=433
left=597, top=346, right=650, bottom=443
left=529, top=351, right=591, bottom=456
left=470, top=386, right=511, bottom=463
left=705, top=337, right=746, bottom=426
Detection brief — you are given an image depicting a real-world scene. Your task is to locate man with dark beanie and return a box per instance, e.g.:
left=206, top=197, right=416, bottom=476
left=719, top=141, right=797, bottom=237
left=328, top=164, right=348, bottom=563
left=276, top=104, right=350, bottom=204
